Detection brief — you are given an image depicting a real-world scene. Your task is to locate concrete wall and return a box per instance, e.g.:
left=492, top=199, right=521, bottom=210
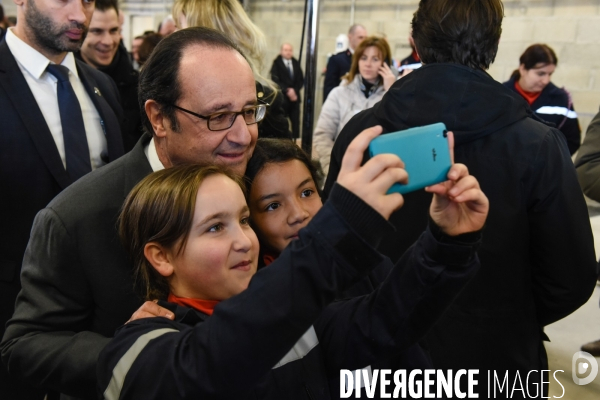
left=248, top=0, right=600, bottom=136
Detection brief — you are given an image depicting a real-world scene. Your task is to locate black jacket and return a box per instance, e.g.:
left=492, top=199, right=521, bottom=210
left=76, top=42, right=142, bottom=152
left=0, top=37, right=124, bottom=400
left=270, top=55, right=304, bottom=97
left=323, top=49, right=352, bottom=102
left=323, top=63, right=597, bottom=397
left=97, top=185, right=481, bottom=400
left=256, top=81, right=292, bottom=139
left=2, top=135, right=151, bottom=400
left=503, top=77, right=581, bottom=155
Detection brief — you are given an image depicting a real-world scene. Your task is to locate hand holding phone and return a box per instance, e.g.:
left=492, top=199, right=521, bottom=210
left=368, top=123, right=452, bottom=194
left=425, top=163, right=489, bottom=236
left=337, top=125, right=407, bottom=220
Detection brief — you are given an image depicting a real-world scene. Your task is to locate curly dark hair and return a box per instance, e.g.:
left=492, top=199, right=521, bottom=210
left=244, top=138, right=323, bottom=198
left=412, top=0, right=504, bottom=70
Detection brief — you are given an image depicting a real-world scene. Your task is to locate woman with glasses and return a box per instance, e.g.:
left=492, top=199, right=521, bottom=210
left=172, top=0, right=292, bottom=140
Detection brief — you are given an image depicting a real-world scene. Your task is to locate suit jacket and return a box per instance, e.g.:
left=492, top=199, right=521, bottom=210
left=0, top=39, right=124, bottom=398
left=323, top=49, right=352, bottom=102
left=270, top=55, right=304, bottom=100
left=1, top=134, right=151, bottom=399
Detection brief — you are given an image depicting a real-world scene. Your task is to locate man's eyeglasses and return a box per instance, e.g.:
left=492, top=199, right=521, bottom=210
left=171, top=100, right=269, bottom=131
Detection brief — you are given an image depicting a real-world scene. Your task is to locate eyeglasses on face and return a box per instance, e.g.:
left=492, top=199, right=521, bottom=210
left=170, top=99, right=269, bottom=131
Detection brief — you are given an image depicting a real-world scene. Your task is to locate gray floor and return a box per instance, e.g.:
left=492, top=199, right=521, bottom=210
left=545, top=205, right=600, bottom=399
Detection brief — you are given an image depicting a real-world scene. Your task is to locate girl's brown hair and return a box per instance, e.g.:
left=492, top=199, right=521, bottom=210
left=344, top=36, right=391, bottom=84
left=119, top=165, right=245, bottom=300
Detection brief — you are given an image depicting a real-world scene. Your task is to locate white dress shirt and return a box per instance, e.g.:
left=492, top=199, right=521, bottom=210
left=5, top=28, right=108, bottom=170
left=144, top=138, right=165, bottom=172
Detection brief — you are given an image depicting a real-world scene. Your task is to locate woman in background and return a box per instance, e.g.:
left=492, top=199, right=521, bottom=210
left=504, top=43, right=581, bottom=155
left=313, top=36, right=396, bottom=177
left=173, top=0, right=292, bottom=139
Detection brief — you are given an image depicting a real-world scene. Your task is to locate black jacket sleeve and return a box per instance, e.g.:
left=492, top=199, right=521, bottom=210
left=315, top=223, right=481, bottom=373
left=575, top=108, right=600, bottom=201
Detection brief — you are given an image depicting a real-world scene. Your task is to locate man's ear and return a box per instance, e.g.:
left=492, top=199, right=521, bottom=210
left=145, top=100, right=169, bottom=138
left=144, top=242, right=174, bottom=277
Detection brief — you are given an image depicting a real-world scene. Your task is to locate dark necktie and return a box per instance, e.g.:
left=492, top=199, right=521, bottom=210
left=46, top=64, right=91, bottom=182
left=287, top=61, right=293, bottom=79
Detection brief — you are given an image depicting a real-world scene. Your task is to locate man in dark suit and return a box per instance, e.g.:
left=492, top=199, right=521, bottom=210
left=270, top=43, right=304, bottom=139
left=322, top=23, right=366, bottom=102
left=1, top=27, right=259, bottom=400
left=0, top=0, right=123, bottom=397
left=77, top=0, right=142, bottom=152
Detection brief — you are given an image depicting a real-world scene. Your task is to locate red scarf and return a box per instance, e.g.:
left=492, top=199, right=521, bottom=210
left=514, top=81, right=541, bottom=106
left=167, top=293, right=219, bottom=316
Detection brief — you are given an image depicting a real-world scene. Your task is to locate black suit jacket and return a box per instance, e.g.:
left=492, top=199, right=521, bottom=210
left=323, top=49, right=352, bottom=102
left=270, top=55, right=304, bottom=99
left=0, top=38, right=123, bottom=363
left=1, top=135, right=151, bottom=399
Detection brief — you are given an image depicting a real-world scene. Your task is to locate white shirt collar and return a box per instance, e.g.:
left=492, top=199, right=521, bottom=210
left=6, top=28, right=79, bottom=79
left=144, top=137, right=166, bottom=172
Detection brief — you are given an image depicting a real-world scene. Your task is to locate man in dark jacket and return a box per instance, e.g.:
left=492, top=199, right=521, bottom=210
left=77, top=0, right=142, bottom=151
left=270, top=43, right=304, bottom=139
left=323, top=24, right=366, bottom=102
left=324, top=0, right=597, bottom=397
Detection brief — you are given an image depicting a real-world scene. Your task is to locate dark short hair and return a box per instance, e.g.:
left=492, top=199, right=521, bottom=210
left=138, top=26, right=247, bottom=136
left=510, top=43, right=558, bottom=80
left=119, top=165, right=245, bottom=300
left=244, top=138, right=324, bottom=198
left=412, top=0, right=504, bottom=70
left=94, top=0, right=118, bottom=14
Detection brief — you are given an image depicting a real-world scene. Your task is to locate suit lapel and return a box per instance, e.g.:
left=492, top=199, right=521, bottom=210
left=76, top=60, right=124, bottom=161
left=0, top=41, right=72, bottom=189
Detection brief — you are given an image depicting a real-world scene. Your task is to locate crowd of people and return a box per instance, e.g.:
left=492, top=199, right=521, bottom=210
left=0, top=0, right=598, bottom=399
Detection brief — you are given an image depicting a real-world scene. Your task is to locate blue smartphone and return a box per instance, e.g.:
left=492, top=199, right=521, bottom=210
left=368, top=123, right=451, bottom=194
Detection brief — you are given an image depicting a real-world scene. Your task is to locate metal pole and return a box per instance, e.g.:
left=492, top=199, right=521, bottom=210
left=301, top=0, right=320, bottom=155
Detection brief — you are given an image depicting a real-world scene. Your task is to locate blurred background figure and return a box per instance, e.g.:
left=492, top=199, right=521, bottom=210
left=504, top=43, right=581, bottom=155
left=270, top=43, right=304, bottom=140
left=172, top=0, right=292, bottom=139
left=573, top=108, right=600, bottom=357
left=398, top=29, right=421, bottom=78
left=137, top=33, right=163, bottom=70
left=130, top=35, right=144, bottom=70
left=77, top=0, right=143, bottom=152
left=0, top=4, right=7, bottom=40
left=323, top=23, right=367, bottom=102
left=158, top=15, right=176, bottom=36
left=313, top=36, right=395, bottom=178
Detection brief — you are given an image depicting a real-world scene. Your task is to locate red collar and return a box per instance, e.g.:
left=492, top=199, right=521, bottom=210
left=167, top=293, right=219, bottom=316
left=514, top=81, right=541, bottom=106
left=411, top=49, right=420, bottom=62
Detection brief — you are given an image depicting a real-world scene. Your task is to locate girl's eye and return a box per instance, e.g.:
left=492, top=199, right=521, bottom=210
left=208, top=223, right=224, bottom=233
left=265, top=202, right=280, bottom=211
left=241, top=217, right=250, bottom=226
left=301, top=189, right=314, bottom=198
